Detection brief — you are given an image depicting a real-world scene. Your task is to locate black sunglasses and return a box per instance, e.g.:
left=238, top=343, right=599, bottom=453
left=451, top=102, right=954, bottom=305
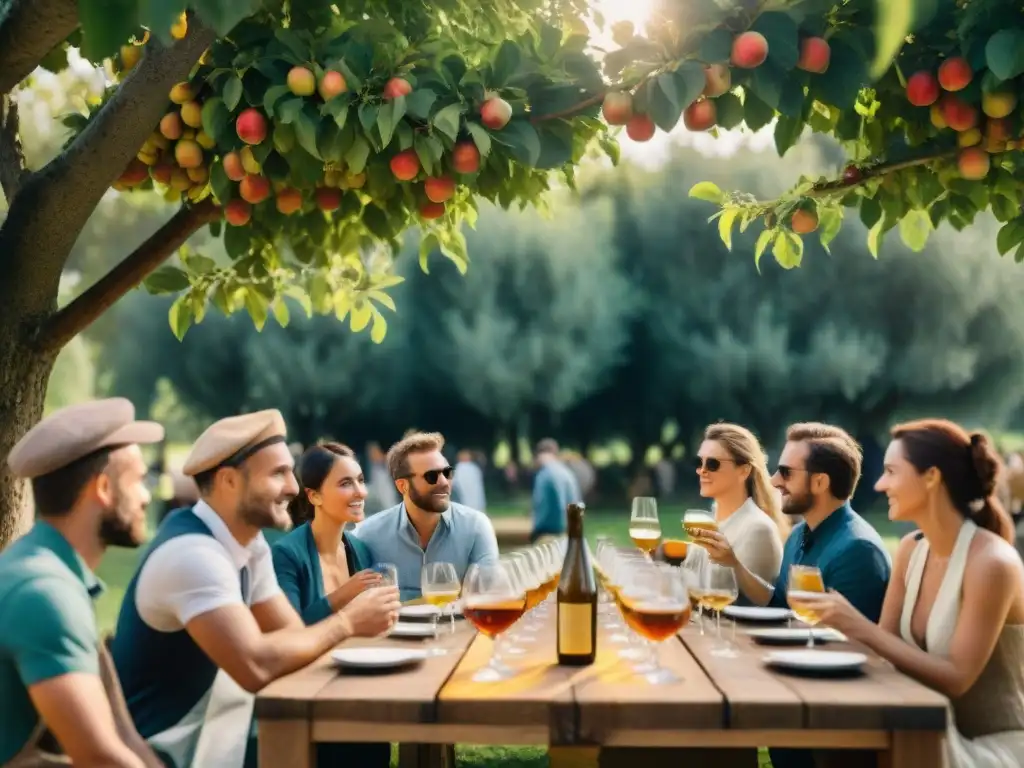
left=694, top=456, right=740, bottom=472
left=776, top=465, right=810, bottom=480
left=403, top=466, right=454, bottom=485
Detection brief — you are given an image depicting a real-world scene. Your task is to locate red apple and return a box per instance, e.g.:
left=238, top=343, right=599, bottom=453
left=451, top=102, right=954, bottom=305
left=731, top=31, right=768, bottom=69
left=424, top=176, right=456, bottom=203
left=481, top=97, right=512, bottom=130
left=452, top=142, right=481, bottom=174
left=602, top=92, right=634, bottom=125
left=390, top=149, right=420, bottom=181
left=236, top=109, right=267, bottom=145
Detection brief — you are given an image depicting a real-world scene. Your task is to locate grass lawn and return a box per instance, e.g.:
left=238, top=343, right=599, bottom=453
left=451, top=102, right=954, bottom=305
left=95, top=500, right=904, bottom=767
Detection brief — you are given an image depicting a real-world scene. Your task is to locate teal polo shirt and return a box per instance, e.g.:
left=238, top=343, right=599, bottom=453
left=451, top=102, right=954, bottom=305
left=0, top=521, right=104, bottom=762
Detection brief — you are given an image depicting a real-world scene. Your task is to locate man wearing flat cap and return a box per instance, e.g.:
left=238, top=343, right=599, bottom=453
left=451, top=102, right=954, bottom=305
left=0, top=398, right=165, bottom=767
left=111, top=409, right=400, bottom=768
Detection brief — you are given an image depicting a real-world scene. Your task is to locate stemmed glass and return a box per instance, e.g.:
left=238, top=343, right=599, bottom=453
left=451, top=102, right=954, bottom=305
left=681, top=554, right=707, bottom=634
left=461, top=562, right=528, bottom=682
left=682, top=510, right=718, bottom=547
left=703, top=563, right=739, bottom=657
left=615, top=562, right=691, bottom=684
left=372, top=562, right=398, bottom=588
left=629, top=497, right=661, bottom=557
left=787, top=565, right=826, bottom=648
left=421, top=562, right=460, bottom=634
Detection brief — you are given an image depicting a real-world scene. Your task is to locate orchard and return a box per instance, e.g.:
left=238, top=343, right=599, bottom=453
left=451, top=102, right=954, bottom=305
left=0, top=0, right=1015, bottom=543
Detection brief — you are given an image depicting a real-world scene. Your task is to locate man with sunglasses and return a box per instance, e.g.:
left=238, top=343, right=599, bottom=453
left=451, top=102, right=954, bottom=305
left=350, top=431, right=499, bottom=601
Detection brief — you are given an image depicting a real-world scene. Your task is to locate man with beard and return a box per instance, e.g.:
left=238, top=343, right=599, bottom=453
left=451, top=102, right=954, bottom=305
left=0, top=398, right=165, bottom=767
left=111, top=410, right=401, bottom=768
left=699, top=423, right=892, bottom=768
left=699, top=422, right=891, bottom=621
left=351, top=431, right=499, bottom=601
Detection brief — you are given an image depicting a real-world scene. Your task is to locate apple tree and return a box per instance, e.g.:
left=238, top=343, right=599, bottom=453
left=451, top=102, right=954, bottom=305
left=0, top=0, right=933, bottom=544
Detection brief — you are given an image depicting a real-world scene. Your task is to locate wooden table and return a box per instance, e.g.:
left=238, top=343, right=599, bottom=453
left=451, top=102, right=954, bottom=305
left=256, top=610, right=948, bottom=767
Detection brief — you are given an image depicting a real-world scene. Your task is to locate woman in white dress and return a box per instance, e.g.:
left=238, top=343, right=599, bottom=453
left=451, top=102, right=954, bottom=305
left=684, top=423, right=789, bottom=587
left=803, top=418, right=1024, bottom=767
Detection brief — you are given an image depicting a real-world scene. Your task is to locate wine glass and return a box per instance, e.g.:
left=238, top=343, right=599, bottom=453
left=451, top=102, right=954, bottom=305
left=421, top=562, right=460, bottom=634
left=787, top=565, right=826, bottom=648
left=629, top=497, right=661, bottom=557
left=680, top=555, right=707, bottom=634
left=372, top=562, right=398, bottom=588
left=682, top=509, right=718, bottom=547
left=616, top=562, right=691, bottom=684
left=703, top=563, right=739, bottom=657
left=461, top=562, right=527, bottom=682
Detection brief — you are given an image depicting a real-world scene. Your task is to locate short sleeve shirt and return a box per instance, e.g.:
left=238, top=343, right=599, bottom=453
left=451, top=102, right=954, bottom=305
left=0, top=522, right=104, bottom=763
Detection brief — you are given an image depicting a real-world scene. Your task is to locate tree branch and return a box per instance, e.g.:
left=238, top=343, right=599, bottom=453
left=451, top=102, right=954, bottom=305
left=0, top=0, right=79, bottom=96
left=0, top=95, right=27, bottom=201
left=0, top=16, right=217, bottom=325
left=38, top=200, right=220, bottom=353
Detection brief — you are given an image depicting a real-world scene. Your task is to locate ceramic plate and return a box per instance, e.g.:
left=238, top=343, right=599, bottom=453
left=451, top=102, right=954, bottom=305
left=763, top=649, right=867, bottom=674
left=389, top=622, right=438, bottom=638
left=723, top=606, right=794, bottom=622
left=399, top=604, right=441, bottom=618
left=746, top=627, right=847, bottom=646
left=331, top=647, right=429, bottom=671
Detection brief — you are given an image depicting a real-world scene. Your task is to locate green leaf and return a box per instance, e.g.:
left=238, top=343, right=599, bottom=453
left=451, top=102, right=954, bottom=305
left=818, top=207, right=843, bottom=252
left=186, top=254, right=217, bottom=274
left=647, top=74, right=681, bottom=132
left=717, top=208, right=739, bottom=251
left=263, top=84, right=291, bottom=115
left=274, top=28, right=310, bottom=62
left=985, top=30, right=1024, bottom=81
left=898, top=209, right=931, bottom=251
left=466, top=122, right=492, bottom=159
left=293, top=109, right=322, bottom=160
left=144, top=266, right=190, bottom=294
left=350, top=301, right=372, bottom=332
left=751, top=12, right=799, bottom=70
left=743, top=92, right=775, bottom=133
left=997, top=217, right=1024, bottom=255
left=715, top=93, right=744, bottom=130
left=754, top=228, right=774, bottom=273
left=432, top=103, right=463, bottom=142
left=194, top=0, right=260, bottom=37
left=419, top=233, right=439, bottom=273
left=168, top=295, right=192, bottom=341
left=700, top=28, right=734, bottom=63
left=210, top=161, right=232, bottom=204
left=774, top=115, right=804, bottom=155
left=344, top=135, right=371, bottom=174
left=244, top=289, right=270, bottom=331
left=772, top=231, right=803, bottom=269
left=751, top=61, right=786, bottom=110
left=688, top=181, right=725, bottom=204
left=870, top=0, right=914, bottom=78
left=367, top=290, right=397, bottom=311
left=813, top=38, right=868, bottom=109
left=406, top=90, right=437, bottom=121
left=534, top=124, right=574, bottom=169
left=867, top=220, right=884, bottom=258
left=79, top=0, right=139, bottom=60
left=493, top=121, right=541, bottom=166
left=201, top=98, right=231, bottom=142
left=272, top=298, right=290, bottom=327
left=369, top=306, right=388, bottom=344
left=277, top=97, right=304, bottom=124
left=223, top=75, right=244, bottom=111
left=491, top=40, right=522, bottom=86
left=414, top=133, right=442, bottom=175
left=377, top=95, right=407, bottom=148
left=673, top=62, right=707, bottom=111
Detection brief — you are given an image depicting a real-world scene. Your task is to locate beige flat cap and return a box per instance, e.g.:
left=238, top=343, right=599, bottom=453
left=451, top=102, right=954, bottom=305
left=183, top=409, right=287, bottom=476
left=8, top=398, right=165, bottom=479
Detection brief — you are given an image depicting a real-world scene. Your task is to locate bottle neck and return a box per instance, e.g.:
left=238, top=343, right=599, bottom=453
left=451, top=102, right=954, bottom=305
left=566, top=511, right=584, bottom=539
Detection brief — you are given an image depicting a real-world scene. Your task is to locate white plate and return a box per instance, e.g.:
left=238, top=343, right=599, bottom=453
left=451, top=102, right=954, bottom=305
left=763, top=649, right=867, bottom=673
left=389, top=622, right=438, bottom=638
left=331, top=647, right=429, bottom=670
left=723, top=606, right=794, bottom=622
left=746, top=627, right=847, bottom=645
left=399, top=604, right=441, bottom=618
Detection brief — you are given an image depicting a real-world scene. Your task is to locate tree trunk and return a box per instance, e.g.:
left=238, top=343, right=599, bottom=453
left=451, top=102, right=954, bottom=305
left=0, top=330, right=56, bottom=548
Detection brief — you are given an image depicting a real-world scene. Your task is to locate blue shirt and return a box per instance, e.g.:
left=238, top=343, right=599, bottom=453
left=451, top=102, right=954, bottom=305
left=531, top=460, right=581, bottom=539
left=767, top=503, right=892, bottom=623
left=349, top=502, right=499, bottom=601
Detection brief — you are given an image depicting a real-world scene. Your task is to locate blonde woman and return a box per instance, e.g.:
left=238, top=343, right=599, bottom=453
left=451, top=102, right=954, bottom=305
left=689, top=423, right=788, bottom=586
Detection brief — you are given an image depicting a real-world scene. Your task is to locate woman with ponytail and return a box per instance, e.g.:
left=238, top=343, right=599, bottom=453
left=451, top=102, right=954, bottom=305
left=802, top=419, right=1024, bottom=767
left=270, top=441, right=390, bottom=768
left=687, top=423, right=788, bottom=589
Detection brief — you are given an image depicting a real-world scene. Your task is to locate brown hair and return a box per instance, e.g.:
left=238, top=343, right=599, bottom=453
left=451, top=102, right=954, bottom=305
left=785, top=422, right=863, bottom=500
left=288, top=441, right=356, bottom=526
left=891, top=419, right=1013, bottom=543
left=386, top=431, right=445, bottom=480
left=705, top=423, right=789, bottom=537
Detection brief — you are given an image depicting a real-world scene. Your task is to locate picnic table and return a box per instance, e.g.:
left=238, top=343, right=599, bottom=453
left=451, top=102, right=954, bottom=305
left=256, top=608, right=949, bottom=768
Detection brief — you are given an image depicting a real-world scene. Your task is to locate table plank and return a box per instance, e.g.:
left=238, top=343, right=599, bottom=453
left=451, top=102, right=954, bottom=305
left=256, top=654, right=336, bottom=720
left=715, top=621, right=948, bottom=732
left=312, top=622, right=477, bottom=723
left=680, top=623, right=804, bottom=730
left=574, top=620, right=723, bottom=742
left=437, top=616, right=577, bottom=744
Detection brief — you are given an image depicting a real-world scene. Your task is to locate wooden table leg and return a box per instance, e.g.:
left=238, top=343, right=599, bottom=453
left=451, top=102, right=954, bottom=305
left=396, top=743, right=455, bottom=768
left=549, top=746, right=600, bottom=767
left=878, top=731, right=945, bottom=768
left=598, top=747, right=758, bottom=767
left=259, top=720, right=314, bottom=768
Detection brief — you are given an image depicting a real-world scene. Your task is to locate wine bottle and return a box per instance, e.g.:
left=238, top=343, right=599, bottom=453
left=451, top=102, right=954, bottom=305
left=557, top=502, right=597, bottom=666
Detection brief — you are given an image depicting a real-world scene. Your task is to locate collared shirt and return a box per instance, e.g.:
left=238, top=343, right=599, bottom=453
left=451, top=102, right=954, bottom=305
left=134, top=500, right=281, bottom=632
left=766, top=503, right=892, bottom=622
left=531, top=459, right=581, bottom=538
left=350, top=501, right=499, bottom=601
left=0, top=521, right=104, bottom=763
